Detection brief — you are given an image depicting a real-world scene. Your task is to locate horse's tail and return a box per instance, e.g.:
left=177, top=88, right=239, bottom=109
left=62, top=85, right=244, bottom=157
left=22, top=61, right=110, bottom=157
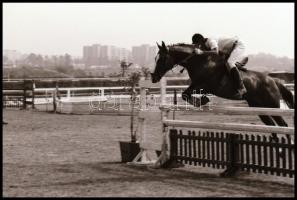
left=274, top=79, right=294, bottom=109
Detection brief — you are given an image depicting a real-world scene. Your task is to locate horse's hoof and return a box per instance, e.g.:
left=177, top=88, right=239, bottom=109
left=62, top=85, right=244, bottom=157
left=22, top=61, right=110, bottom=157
left=233, top=93, right=243, bottom=99
left=220, top=167, right=240, bottom=177
left=201, top=95, right=210, bottom=105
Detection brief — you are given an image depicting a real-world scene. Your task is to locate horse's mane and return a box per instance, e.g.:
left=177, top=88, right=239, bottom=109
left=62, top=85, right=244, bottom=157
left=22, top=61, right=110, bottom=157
left=170, top=43, right=193, bottom=47
left=168, top=43, right=194, bottom=48
left=168, top=42, right=230, bottom=69
left=168, top=43, right=194, bottom=54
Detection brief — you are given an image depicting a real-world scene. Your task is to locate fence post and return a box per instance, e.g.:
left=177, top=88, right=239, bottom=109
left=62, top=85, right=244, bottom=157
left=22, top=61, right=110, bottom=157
left=173, top=89, right=177, bottom=120
left=221, top=133, right=240, bottom=177
left=160, top=78, right=166, bottom=106
left=22, top=80, right=27, bottom=109
left=32, top=80, right=35, bottom=109
left=53, top=81, right=59, bottom=113
left=169, top=129, right=178, bottom=163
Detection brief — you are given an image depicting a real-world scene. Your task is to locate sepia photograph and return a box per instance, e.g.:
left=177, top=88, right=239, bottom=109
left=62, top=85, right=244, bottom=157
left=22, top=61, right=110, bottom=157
left=3, top=2, right=294, bottom=197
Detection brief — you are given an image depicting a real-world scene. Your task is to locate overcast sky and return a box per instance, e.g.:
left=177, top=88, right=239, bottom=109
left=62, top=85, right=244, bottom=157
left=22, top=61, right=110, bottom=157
left=3, top=3, right=294, bottom=58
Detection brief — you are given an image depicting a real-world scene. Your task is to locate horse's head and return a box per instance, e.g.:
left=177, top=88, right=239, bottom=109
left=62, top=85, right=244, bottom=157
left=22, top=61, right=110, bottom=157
left=151, top=41, right=175, bottom=83
left=151, top=41, right=194, bottom=83
left=151, top=41, right=225, bottom=83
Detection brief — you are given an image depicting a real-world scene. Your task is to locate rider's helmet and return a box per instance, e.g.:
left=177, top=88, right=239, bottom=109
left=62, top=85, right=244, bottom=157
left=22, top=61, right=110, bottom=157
left=192, top=33, right=205, bottom=45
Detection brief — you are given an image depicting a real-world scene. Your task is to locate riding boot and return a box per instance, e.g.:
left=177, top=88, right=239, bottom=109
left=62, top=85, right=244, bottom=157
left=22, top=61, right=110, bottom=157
left=230, top=67, right=247, bottom=98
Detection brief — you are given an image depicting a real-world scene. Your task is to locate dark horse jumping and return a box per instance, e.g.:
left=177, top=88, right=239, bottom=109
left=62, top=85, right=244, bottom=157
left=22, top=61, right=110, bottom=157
left=151, top=42, right=294, bottom=171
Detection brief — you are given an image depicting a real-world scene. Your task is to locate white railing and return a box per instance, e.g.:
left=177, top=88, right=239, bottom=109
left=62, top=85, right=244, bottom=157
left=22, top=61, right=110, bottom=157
left=160, top=104, right=294, bottom=116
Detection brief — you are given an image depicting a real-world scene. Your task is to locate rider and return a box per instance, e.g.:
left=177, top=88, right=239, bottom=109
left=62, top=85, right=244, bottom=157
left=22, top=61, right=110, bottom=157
left=192, top=33, right=248, bottom=98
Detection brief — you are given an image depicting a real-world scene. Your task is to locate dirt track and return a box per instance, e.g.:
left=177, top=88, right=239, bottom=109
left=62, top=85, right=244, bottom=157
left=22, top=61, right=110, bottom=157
left=3, top=109, right=294, bottom=197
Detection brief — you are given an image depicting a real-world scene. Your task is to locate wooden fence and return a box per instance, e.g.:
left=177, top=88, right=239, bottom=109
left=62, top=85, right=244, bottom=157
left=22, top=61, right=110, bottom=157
left=169, top=129, right=294, bottom=177
left=3, top=80, right=35, bottom=109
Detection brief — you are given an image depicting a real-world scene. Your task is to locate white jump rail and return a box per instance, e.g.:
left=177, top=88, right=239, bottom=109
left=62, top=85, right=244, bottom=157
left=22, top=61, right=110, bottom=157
left=163, top=119, right=294, bottom=135
left=160, top=101, right=294, bottom=136
left=160, top=105, right=294, bottom=135
left=160, top=104, right=294, bottom=116
left=34, top=86, right=128, bottom=98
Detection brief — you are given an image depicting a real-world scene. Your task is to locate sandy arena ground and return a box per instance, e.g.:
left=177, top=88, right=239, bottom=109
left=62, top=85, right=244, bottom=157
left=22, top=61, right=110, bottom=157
left=3, top=108, right=294, bottom=197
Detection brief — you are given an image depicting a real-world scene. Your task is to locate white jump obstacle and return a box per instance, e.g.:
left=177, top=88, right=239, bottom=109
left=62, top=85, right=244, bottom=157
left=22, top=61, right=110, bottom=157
left=128, top=77, right=295, bottom=168
left=128, top=77, right=167, bottom=165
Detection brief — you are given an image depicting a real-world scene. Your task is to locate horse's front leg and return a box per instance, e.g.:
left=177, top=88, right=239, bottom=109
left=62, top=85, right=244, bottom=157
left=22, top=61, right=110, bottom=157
left=182, top=84, right=210, bottom=107
left=182, top=85, right=195, bottom=106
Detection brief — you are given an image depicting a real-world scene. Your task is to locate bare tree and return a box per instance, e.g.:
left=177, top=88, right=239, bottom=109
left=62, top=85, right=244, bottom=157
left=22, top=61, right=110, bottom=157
left=120, top=60, right=133, bottom=77
left=141, top=67, right=151, bottom=80
left=128, top=72, right=141, bottom=143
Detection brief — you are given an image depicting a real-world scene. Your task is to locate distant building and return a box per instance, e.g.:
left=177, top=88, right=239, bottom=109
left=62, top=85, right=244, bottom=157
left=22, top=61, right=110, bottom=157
left=3, top=49, right=22, bottom=61
left=83, top=44, right=101, bottom=66
left=83, top=43, right=156, bottom=67
left=132, top=44, right=156, bottom=67
left=118, top=48, right=132, bottom=61
left=132, top=46, right=143, bottom=66
left=3, top=49, right=22, bottom=68
left=83, top=45, right=94, bottom=66
left=73, top=63, right=86, bottom=70
left=148, top=46, right=157, bottom=65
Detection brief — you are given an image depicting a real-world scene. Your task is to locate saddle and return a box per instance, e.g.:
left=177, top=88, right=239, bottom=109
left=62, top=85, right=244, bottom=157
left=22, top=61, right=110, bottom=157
left=214, top=56, right=249, bottom=96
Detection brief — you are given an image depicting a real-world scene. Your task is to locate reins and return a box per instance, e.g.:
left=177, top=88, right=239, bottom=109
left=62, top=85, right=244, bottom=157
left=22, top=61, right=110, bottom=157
left=175, top=53, right=195, bottom=73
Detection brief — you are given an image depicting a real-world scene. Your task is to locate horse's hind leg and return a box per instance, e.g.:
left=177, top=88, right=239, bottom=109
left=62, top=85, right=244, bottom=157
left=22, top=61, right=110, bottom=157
left=258, top=115, right=276, bottom=126
left=271, top=115, right=288, bottom=127
left=272, top=116, right=294, bottom=146
left=258, top=115, right=278, bottom=138
left=247, top=100, right=278, bottom=139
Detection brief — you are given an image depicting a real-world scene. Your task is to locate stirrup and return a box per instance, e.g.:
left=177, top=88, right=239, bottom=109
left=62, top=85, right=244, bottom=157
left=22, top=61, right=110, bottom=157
left=234, top=87, right=247, bottom=99
left=233, top=92, right=243, bottom=99
left=238, top=88, right=247, bottom=97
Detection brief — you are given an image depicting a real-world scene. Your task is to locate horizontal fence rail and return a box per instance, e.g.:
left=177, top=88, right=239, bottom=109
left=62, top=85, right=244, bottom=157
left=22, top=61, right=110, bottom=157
left=164, top=119, right=294, bottom=135
left=160, top=104, right=294, bottom=116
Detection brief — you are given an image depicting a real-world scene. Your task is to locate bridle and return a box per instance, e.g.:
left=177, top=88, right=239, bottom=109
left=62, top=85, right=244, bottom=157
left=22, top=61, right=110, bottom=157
left=153, top=46, right=196, bottom=77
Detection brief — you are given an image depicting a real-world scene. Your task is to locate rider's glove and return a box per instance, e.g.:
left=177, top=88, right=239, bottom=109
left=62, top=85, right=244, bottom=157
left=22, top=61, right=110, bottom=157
left=194, top=48, right=204, bottom=55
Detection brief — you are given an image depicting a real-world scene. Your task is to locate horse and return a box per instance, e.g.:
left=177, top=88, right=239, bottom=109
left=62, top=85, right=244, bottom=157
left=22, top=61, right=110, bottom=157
left=151, top=41, right=294, bottom=142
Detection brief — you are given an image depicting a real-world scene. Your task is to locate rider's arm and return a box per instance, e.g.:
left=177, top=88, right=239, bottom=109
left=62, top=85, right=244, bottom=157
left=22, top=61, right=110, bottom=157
left=200, top=48, right=219, bottom=55
left=194, top=47, right=218, bottom=55
left=194, top=38, right=219, bottom=55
